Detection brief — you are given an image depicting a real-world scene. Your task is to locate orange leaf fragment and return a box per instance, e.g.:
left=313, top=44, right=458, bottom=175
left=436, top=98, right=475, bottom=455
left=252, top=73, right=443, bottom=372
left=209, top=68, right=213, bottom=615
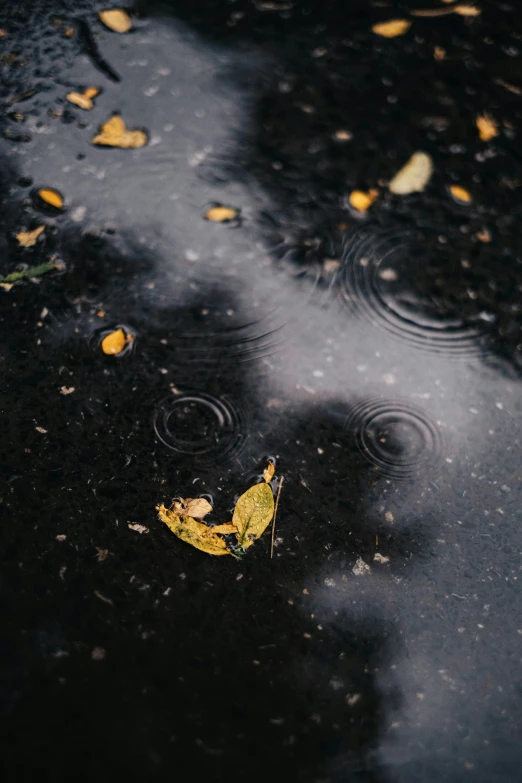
left=101, top=328, right=132, bottom=355
left=349, top=189, right=379, bottom=212
left=371, top=20, right=411, bottom=38
left=16, top=225, right=45, bottom=247
left=38, top=188, right=64, bottom=209
left=91, top=114, right=147, bottom=148
left=205, top=205, right=239, bottom=222
left=67, top=91, right=94, bottom=110
left=84, top=87, right=99, bottom=99
left=476, top=114, right=499, bottom=141
left=449, top=185, right=472, bottom=204
left=99, top=9, right=132, bottom=33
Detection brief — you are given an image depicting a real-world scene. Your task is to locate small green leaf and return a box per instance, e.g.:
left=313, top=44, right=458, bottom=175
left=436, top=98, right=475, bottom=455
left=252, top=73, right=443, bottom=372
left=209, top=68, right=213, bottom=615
left=232, top=482, right=274, bottom=550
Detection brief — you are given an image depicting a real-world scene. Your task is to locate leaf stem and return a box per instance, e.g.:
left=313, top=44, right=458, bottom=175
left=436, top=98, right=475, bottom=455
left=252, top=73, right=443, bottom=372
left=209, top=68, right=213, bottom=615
left=270, top=476, right=284, bottom=560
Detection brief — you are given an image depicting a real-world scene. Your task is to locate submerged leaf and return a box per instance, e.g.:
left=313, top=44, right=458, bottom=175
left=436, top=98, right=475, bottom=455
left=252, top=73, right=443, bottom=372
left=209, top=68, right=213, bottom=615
left=476, top=114, right=499, bottom=141
left=389, top=152, right=433, bottom=195
left=173, top=497, right=213, bottom=520
left=205, top=205, right=239, bottom=222
left=99, top=9, right=132, bottom=33
left=16, top=225, right=45, bottom=247
left=157, top=504, right=231, bottom=556
left=101, top=328, right=131, bottom=355
left=371, top=20, right=411, bottom=38
left=92, top=114, right=147, bottom=148
left=263, top=461, right=276, bottom=483
left=233, top=481, right=274, bottom=550
left=38, top=188, right=64, bottom=209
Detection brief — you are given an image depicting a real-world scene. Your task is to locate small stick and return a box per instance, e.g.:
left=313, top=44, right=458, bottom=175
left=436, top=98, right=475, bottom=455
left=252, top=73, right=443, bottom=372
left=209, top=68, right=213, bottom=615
left=270, top=476, right=284, bottom=559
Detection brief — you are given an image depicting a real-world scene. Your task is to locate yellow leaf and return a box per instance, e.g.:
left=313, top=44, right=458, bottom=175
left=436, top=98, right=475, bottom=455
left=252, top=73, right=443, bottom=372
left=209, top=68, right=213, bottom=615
left=371, top=20, right=411, bottom=38
left=454, top=5, right=481, bottom=15
left=476, top=114, right=499, bottom=141
left=263, top=461, right=276, bottom=483
left=449, top=184, right=472, bottom=204
left=101, top=328, right=131, bottom=355
left=205, top=206, right=239, bottom=222
left=91, top=114, right=147, bottom=149
left=38, top=188, right=64, bottom=209
left=172, top=497, right=213, bottom=520
left=16, top=225, right=45, bottom=247
left=388, top=152, right=433, bottom=195
left=157, top=504, right=231, bottom=556
left=67, top=91, right=94, bottom=110
left=232, top=482, right=274, bottom=550
left=99, top=9, right=132, bottom=33
left=349, top=189, right=379, bottom=212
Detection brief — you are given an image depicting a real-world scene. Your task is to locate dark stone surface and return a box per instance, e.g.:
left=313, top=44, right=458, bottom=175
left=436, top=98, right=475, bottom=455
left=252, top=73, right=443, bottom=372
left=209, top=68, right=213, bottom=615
left=1, top=2, right=521, bottom=781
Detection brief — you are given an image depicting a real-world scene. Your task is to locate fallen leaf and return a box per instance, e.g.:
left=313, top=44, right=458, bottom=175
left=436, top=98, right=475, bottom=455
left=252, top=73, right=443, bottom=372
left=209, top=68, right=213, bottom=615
left=263, top=461, right=276, bottom=482
left=128, top=522, right=149, bottom=534
left=371, top=19, right=411, bottom=38
left=205, top=205, right=239, bottom=222
left=434, top=46, right=446, bottom=60
left=172, top=497, right=213, bottom=520
left=84, top=87, right=99, bottom=99
left=0, top=283, right=14, bottom=292
left=0, top=260, right=59, bottom=285
left=16, top=225, right=45, bottom=247
left=352, top=557, right=371, bottom=576
left=388, top=152, right=433, bottom=195
left=60, top=386, right=75, bottom=395
left=91, top=115, right=147, bottom=149
left=476, top=114, right=499, bottom=141
left=157, top=504, right=231, bottom=556
left=101, top=328, right=132, bottom=355
left=232, top=481, right=274, bottom=550
left=67, top=91, right=94, bottom=110
left=99, top=9, right=132, bottom=33
left=454, top=4, right=481, bottom=15
left=349, top=189, right=379, bottom=212
left=38, top=188, right=64, bottom=209
left=449, top=184, right=472, bottom=204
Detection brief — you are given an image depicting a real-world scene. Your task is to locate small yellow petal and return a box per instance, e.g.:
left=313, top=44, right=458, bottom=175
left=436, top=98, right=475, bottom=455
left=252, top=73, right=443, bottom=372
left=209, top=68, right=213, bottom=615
left=38, top=188, right=64, bottom=209
left=16, top=225, right=45, bottom=247
left=372, top=20, right=412, bottom=38
left=101, top=328, right=131, bottom=355
left=205, top=206, right=239, bottom=222
left=83, top=87, right=99, bottom=99
left=476, top=114, right=499, bottom=141
left=99, top=9, right=132, bottom=33
left=449, top=185, right=472, bottom=204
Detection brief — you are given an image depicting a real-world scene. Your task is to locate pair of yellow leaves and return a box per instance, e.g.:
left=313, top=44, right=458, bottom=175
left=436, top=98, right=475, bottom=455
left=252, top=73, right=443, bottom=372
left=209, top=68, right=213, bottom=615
left=157, top=462, right=276, bottom=556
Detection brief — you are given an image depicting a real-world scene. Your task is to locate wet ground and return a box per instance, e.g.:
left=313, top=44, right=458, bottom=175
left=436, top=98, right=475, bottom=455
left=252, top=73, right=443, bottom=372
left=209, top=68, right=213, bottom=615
left=1, top=2, right=521, bottom=781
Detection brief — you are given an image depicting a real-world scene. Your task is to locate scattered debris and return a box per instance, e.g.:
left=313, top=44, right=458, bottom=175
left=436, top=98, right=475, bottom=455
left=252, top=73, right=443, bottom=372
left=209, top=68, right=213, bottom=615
left=349, top=189, right=379, bottom=212
left=0, top=260, right=60, bottom=285
left=204, top=205, right=239, bottom=223
left=99, top=9, right=132, bottom=33
left=476, top=228, right=492, bottom=243
left=434, top=46, right=446, bottom=60
left=371, top=20, right=412, bottom=38
left=101, top=328, right=132, bottom=355
left=92, top=114, right=147, bottom=148
left=494, top=78, right=522, bottom=95
left=449, top=184, right=473, bottom=204
left=389, top=152, right=433, bottom=195
left=35, top=426, right=48, bottom=434
left=66, top=87, right=99, bottom=110
left=94, top=590, right=114, bottom=606
left=37, top=188, right=64, bottom=209
left=264, top=461, right=276, bottom=483
left=352, top=557, right=371, bottom=576
left=270, top=476, right=284, bottom=559
left=476, top=114, right=499, bottom=141
left=59, top=386, right=75, bottom=395
left=96, top=548, right=109, bottom=562
left=128, top=522, right=149, bottom=534
left=334, top=129, right=353, bottom=141
left=16, top=225, right=45, bottom=247
left=374, top=553, right=390, bottom=564
left=91, top=646, right=106, bottom=660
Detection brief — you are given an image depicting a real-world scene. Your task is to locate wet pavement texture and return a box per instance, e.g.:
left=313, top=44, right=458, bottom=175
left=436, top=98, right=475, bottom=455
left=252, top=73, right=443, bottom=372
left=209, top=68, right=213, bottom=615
left=1, top=2, right=522, bottom=781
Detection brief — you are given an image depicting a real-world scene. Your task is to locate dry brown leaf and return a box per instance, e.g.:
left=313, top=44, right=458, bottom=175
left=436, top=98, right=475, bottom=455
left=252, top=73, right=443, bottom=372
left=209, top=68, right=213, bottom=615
left=449, top=184, right=472, bottom=204
left=371, top=20, right=411, bottom=38
left=67, top=91, right=94, bottom=110
left=389, top=152, right=433, bottom=195
left=349, top=189, right=379, bottom=212
left=172, top=497, right=213, bottom=520
left=91, top=115, right=147, bottom=149
left=263, top=461, right=276, bottom=483
left=16, top=225, right=45, bottom=247
left=454, top=5, right=481, bottom=15
left=476, top=114, right=499, bottom=141
left=157, top=505, right=231, bottom=556
left=99, top=9, right=132, bottom=33
left=232, top=481, right=275, bottom=550
left=205, top=206, right=239, bottom=222
left=101, top=328, right=132, bottom=355
left=38, top=188, right=64, bottom=209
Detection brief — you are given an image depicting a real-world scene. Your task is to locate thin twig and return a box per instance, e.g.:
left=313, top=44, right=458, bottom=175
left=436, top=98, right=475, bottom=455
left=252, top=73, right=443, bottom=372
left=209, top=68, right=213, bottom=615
left=270, top=476, right=284, bottom=559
